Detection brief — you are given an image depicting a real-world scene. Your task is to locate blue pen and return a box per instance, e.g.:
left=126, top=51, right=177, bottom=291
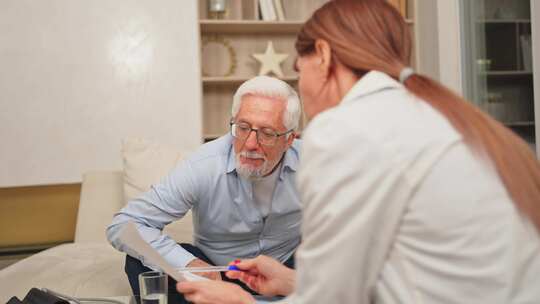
left=176, top=265, right=240, bottom=273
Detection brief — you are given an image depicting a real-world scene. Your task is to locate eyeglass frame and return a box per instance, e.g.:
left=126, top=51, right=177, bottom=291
left=229, top=120, right=294, bottom=146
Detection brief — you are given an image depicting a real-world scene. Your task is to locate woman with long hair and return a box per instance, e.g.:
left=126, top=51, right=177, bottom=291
left=177, top=0, right=540, bottom=302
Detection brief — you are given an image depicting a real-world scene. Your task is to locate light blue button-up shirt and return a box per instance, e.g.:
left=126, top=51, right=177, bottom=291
left=106, top=134, right=302, bottom=269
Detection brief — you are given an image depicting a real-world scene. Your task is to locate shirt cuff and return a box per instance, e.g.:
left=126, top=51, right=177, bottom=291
left=162, top=244, right=198, bottom=268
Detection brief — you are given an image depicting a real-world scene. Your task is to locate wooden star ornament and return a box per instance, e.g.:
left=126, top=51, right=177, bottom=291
left=252, top=41, right=289, bottom=77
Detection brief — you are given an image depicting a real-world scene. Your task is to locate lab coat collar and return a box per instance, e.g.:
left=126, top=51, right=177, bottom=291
left=341, top=71, right=404, bottom=106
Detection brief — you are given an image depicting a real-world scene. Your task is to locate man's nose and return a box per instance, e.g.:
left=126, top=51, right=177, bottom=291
left=244, top=130, right=260, bottom=150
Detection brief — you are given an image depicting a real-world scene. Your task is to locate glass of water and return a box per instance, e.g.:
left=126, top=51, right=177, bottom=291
left=138, top=271, right=168, bottom=304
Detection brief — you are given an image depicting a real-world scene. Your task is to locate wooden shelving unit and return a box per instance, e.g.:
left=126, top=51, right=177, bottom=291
left=200, top=19, right=414, bottom=34
left=198, top=0, right=416, bottom=142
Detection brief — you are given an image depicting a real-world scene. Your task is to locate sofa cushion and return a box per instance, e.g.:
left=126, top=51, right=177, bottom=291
left=0, top=243, right=131, bottom=301
left=122, top=138, right=195, bottom=243
left=122, top=138, right=186, bottom=203
left=75, top=171, right=124, bottom=243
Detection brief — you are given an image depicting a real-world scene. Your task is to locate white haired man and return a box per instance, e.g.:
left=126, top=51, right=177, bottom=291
left=106, top=76, right=302, bottom=304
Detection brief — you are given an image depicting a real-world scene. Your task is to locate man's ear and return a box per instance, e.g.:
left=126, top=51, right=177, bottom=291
left=314, top=39, right=333, bottom=79
left=286, top=132, right=295, bottom=147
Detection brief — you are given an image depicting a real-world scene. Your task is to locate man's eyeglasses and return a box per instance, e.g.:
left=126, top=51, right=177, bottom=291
left=230, top=121, right=293, bottom=146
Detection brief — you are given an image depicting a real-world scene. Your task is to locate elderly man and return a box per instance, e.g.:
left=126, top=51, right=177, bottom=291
left=106, top=76, right=302, bottom=303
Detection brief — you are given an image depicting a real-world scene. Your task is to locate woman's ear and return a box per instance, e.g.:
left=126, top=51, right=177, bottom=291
left=314, top=39, right=332, bottom=78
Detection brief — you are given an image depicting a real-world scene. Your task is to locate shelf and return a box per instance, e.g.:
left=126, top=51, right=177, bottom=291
left=477, top=19, right=531, bottom=24
left=480, top=71, right=533, bottom=77
left=199, top=1, right=416, bottom=143
left=200, top=19, right=414, bottom=34
left=504, top=121, right=535, bottom=127
left=200, top=20, right=304, bottom=34
left=203, top=76, right=298, bottom=85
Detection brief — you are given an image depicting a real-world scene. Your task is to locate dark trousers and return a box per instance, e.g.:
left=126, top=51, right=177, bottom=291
left=125, top=243, right=295, bottom=304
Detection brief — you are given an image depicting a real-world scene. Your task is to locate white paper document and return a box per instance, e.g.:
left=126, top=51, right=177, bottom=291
left=119, top=221, right=208, bottom=282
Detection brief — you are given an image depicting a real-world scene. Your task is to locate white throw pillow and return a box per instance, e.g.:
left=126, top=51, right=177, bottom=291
left=122, top=138, right=185, bottom=202
left=121, top=138, right=194, bottom=242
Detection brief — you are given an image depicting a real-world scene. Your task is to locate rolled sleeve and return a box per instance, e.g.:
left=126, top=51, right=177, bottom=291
left=106, top=159, right=200, bottom=268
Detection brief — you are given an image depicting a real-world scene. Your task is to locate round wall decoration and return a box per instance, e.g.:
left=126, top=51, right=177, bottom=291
left=201, top=35, right=237, bottom=77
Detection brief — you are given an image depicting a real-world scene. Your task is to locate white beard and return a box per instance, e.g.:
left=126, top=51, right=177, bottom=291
left=235, top=151, right=269, bottom=180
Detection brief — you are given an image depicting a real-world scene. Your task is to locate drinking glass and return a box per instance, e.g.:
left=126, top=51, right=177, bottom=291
left=138, top=271, right=168, bottom=304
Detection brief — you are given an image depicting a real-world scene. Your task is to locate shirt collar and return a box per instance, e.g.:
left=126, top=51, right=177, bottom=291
left=341, top=71, right=404, bottom=106
left=226, top=143, right=237, bottom=174
left=280, top=144, right=298, bottom=172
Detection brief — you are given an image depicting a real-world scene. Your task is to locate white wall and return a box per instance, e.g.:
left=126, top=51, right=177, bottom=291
left=0, top=0, right=202, bottom=187
left=416, top=0, right=463, bottom=94
left=415, top=0, right=440, bottom=80
left=436, top=0, right=463, bottom=95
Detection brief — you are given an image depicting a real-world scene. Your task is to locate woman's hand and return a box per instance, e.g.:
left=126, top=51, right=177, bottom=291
left=177, top=280, right=255, bottom=304
left=226, top=255, right=295, bottom=296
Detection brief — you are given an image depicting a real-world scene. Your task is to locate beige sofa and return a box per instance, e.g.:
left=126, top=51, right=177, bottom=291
left=0, top=139, right=194, bottom=301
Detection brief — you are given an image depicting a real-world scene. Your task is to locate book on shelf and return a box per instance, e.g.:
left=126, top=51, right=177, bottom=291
left=273, top=0, right=286, bottom=21
left=259, top=0, right=277, bottom=21
left=520, top=35, right=532, bottom=71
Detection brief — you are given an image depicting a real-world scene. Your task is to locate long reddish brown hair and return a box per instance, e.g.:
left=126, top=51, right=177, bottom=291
left=296, top=0, right=540, bottom=230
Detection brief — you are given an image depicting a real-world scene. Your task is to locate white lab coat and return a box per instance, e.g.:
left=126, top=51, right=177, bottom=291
left=283, top=71, right=540, bottom=303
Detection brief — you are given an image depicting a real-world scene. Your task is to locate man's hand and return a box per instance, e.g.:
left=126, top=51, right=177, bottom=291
left=186, top=258, right=222, bottom=281
left=177, top=280, right=255, bottom=304
left=226, top=255, right=295, bottom=296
